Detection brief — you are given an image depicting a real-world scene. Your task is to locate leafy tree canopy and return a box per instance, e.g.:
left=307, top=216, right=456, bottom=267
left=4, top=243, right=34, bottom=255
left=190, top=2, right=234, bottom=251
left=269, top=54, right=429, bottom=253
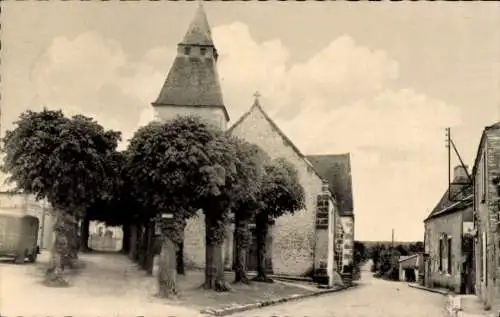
left=125, top=115, right=238, bottom=222
left=1, top=109, right=121, bottom=215
left=225, top=138, right=269, bottom=219
left=259, top=157, right=305, bottom=219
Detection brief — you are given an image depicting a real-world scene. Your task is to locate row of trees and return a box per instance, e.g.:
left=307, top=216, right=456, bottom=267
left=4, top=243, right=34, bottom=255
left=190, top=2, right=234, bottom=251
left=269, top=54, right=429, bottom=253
left=368, top=242, right=424, bottom=280
left=1, top=109, right=305, bottom=298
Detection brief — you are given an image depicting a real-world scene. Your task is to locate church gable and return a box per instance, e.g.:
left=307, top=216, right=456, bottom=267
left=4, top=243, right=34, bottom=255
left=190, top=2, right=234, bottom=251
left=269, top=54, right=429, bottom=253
left=229, top=102, right=324, bottom=186
left=229, top=101, right=322, bottom=275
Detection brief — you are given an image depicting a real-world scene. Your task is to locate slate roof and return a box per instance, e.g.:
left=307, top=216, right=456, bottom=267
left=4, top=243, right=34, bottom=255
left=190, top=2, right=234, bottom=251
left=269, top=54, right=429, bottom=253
left=152, top=4, right=229, bottom=122
left=180, top=4, right=214, bottom=47
left=424, top=174, right=473, bottom=222
left=306, top=154, right=354, bottom=216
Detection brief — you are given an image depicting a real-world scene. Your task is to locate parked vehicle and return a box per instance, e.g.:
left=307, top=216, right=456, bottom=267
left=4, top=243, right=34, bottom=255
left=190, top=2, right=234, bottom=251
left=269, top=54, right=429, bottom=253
left=0, top=212, right=40, bottom=264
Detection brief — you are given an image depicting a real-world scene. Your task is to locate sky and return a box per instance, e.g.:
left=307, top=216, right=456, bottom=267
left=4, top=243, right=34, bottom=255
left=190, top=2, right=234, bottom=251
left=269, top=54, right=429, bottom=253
left=1, top=1, right=500, bottom=241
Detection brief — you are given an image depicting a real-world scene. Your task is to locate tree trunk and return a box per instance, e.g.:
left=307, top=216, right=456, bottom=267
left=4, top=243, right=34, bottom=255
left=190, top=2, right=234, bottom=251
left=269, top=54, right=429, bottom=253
left=176, top=219, right=186, bottom=275
left=203, top=215, right=230, bottom=292
left=234, top=215, right=250, bottom=284
left=79, top=214, right=91, bottom=252
left=44, top=209, right=69, bottom=287
left=128, top=224, right=138, bottom=261
left=138, top=225, right=148, bottom=269
left=176, top=241, right=185, bottom=275
left=157, top=232, right=178, bottom=298
left=253, top=213, right=273, bottom=283
left=145, top=222, right=155, bottom=275
left=121, top=224, right=131, bottom=254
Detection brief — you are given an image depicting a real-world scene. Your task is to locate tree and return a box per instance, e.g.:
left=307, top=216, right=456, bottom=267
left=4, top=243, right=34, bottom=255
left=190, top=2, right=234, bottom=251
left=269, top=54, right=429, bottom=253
left=228, top=139, right=269, bottom=284
left=1, top=109, right=120, bottom=286
left=253, top=158, right=305, bottom=283
left=125, top=115, right=238, bottom=296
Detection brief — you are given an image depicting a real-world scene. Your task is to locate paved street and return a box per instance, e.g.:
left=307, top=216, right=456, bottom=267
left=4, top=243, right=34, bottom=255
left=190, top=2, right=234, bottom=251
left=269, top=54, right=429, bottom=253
left=233, top=266, right=447, bottom=317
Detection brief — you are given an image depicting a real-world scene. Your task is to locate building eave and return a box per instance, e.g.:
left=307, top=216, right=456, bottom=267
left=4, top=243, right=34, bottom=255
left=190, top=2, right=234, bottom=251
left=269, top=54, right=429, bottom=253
left=152, top=102, right=230, bottom=122
left=423, top=194, right=473, bottom=222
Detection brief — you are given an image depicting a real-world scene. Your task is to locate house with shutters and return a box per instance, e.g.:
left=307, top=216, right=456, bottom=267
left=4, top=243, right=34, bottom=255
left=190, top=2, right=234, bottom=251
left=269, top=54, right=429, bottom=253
left=150, top=4, right=355, bottom=284
left=422, top=165, right=474, bottom=294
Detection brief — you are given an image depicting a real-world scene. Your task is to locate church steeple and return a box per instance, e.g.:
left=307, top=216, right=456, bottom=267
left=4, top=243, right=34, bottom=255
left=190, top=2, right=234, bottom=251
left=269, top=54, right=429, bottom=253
left=152, top=3, right=229, bottom=127
left=181, top=3, right=214, bottom=47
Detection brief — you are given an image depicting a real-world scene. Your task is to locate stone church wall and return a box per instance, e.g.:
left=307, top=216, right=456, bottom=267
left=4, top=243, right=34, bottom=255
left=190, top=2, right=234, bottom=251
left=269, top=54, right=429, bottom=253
left=229, top=107, right=322, bottom=276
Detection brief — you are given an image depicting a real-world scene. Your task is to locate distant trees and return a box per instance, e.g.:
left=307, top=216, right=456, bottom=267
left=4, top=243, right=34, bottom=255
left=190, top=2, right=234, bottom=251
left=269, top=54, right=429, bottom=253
left=1, top=109, right=121, bottom=286
left=366, top=241, right=424, bottom=279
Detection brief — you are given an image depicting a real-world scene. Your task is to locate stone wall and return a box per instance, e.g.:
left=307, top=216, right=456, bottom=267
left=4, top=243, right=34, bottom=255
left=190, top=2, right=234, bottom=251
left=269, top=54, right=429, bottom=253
left=424, top=211, right=464, bottom=293
left=154, top=105, right=227, bottom=131
left=229, top=106, right=322, bottom=276
left=474, top=127, right=500, bottom=310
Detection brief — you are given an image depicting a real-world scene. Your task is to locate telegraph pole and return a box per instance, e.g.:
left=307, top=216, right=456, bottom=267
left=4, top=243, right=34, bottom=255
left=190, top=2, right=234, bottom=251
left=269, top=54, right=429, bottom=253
left=391, top=229, right=395, bottom=266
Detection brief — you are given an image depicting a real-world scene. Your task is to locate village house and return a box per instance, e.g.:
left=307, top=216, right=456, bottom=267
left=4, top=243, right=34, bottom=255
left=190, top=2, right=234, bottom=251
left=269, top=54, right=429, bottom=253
left=398, top=254, right=421, bottom=283
left=471, top=122, right=500, bottom=311
left=423, top=165, right=474, bottom=294
left=150, top=4, right=355, bottom=284
left=306, top=154, right=356, bottom=277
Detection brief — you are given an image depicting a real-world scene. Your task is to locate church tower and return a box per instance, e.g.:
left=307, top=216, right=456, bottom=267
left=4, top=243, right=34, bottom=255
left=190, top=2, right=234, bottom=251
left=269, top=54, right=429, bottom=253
left=152, top=4, right=230, bottom=131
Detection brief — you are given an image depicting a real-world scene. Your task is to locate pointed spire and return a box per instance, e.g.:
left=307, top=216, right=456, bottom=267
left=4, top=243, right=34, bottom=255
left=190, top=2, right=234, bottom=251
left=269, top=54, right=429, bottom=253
left=181, top=2, right=214, bottom=46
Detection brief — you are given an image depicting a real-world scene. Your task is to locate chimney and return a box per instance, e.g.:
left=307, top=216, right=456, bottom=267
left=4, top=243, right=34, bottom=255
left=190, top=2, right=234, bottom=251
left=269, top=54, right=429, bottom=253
left=454, top=165, right=469, bottom=180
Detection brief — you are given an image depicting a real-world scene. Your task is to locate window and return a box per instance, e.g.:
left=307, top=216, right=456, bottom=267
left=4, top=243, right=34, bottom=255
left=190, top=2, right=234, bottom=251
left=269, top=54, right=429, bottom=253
left=439, top=237, right=443, bottom=271
left=184, top=46, right=191, bottom=55
left=447, top=237, right=452, bottom=274
left=200, top=47, right=207, bottom=56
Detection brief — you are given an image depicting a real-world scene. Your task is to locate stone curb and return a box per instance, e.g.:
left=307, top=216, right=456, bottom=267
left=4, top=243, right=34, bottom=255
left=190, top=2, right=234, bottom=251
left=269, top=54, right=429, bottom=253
left=408, top=283, right=450, bottom=296
left=200, top=284, right=357, bottom=316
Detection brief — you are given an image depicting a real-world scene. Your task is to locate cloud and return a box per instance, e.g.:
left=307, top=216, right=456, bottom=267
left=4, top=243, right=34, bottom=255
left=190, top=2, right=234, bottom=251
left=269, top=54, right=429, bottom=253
left=213, top=23, right=399, bottom=121
left=30, top=32, right=170, bottom=149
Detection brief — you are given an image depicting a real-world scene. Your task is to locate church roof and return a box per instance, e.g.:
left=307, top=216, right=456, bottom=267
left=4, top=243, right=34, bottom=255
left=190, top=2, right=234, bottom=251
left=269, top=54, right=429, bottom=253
left=306, top=154, right=354, bottom=216
left=180, top=4, right=214, bottom=47
left=152, top=4, right=229, bottom=122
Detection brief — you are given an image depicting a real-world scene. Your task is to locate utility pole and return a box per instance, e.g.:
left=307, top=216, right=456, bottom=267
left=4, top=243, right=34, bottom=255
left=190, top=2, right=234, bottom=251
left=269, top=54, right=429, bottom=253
left=391, top=229, right=395, bottom=267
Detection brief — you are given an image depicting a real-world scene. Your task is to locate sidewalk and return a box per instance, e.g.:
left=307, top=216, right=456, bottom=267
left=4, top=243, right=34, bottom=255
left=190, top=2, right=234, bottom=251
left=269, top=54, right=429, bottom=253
left=408, top=283, right=451, bottom=295
left=446, top=295, right=496, bottom=317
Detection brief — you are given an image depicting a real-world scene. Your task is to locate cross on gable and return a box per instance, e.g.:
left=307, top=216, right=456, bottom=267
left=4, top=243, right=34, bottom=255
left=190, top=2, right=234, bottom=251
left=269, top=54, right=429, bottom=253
left=253, top=91, right=261, bottom=100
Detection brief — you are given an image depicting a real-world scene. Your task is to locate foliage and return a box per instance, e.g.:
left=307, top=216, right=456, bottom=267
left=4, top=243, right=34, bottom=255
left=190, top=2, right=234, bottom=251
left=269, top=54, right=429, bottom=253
left=1, top=109, right=121, bottom=214
left=259, top=158, right=306, bottom=219
left=229, top=138, right=269, bottom=222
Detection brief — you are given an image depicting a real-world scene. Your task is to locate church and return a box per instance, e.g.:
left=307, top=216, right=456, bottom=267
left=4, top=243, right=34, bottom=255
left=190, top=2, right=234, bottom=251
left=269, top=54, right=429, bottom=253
left=151, top=4, right=356, bottom=283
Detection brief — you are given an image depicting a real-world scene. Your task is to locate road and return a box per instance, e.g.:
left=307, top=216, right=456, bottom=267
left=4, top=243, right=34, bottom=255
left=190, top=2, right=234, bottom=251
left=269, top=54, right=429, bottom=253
left=233, top=265, right=447, bottom=317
